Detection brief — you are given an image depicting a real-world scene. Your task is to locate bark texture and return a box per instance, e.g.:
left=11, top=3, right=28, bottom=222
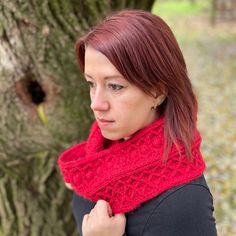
left=0, top=0, right=155, bottom=235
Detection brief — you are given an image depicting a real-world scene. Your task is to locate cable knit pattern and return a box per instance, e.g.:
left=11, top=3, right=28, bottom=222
left=58, top=117, right=205, bottom=213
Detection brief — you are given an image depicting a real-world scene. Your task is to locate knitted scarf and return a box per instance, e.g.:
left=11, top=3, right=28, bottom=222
left=58, top=117, right=205, bottom=214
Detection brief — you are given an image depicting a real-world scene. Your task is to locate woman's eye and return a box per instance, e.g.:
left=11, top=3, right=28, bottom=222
left=108, top=83, right=124, bottom=91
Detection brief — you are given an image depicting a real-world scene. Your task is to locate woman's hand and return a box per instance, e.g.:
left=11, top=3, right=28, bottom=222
left=65, top=182, right=73, bottom=190
left=82, top=200, right=126, bottom=236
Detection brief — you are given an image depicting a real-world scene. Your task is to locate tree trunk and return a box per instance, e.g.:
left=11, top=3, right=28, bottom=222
left=0, top=0, right=155, bottom=235
left=211, top=0, right=217, bottom=26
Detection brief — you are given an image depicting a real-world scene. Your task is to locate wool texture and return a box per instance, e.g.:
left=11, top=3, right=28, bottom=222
left=58, top=117, right=206, bottom=214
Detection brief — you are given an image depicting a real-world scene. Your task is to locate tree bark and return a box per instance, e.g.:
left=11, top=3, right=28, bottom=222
left=0, top=0, right=155, bottom=235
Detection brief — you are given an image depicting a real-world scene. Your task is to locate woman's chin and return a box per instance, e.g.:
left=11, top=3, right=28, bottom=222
left=101, top=130, right=130, bottom=141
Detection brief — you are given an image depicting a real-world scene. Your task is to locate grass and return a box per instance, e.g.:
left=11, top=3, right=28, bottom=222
left=152, top=0, right=211, bottom=17
left=151, top=0, right=236, bottom=45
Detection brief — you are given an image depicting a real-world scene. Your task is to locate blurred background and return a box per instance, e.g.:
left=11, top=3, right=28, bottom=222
left=152, top=1, right=236, bottom=235
left=0, top=0, right=235, bottom=235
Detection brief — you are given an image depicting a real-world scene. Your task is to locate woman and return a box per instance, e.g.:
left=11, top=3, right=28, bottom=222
left=58, top=9, right=217, bottom=236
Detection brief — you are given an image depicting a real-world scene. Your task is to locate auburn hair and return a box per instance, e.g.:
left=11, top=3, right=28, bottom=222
left=75, top=9, right=198, bottom=160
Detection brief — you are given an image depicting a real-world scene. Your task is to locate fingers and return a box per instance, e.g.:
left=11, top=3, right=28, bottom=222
left=107, top=202, right=113, bottom=217
left=85, top=199, right=125, bottom=222
left=94, top=200, right=126, bottom=227
left=82, top=214, right=89, bottom=232
left=65, top=182, right=73, bottom=189
left=95, top=200, right=112, bottom=219
left=82, top=201, right=110, bottom=234
left=113, top=213, right=126, bottom=224
left=83, top=214, right=89, bottom=222
left=82, top=202, right=127, bottom=236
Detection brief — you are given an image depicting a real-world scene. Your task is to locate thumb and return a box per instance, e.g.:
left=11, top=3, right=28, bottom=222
left=113, top=213, right=126, bottom=223
left=107, top=202, right=113, bottom=217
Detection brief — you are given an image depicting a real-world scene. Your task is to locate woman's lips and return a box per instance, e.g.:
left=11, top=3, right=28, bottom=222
left=97, top=118, right=115, bottom=127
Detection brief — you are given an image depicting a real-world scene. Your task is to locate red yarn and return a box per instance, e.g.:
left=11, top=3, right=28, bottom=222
left=58, top=117, right=205, bottom=213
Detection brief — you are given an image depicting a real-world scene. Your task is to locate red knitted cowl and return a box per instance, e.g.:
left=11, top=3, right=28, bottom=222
left=58, top=117, right=205, bottom=214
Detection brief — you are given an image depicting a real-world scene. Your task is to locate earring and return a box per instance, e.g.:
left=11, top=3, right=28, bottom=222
left=151, top=94, right=166, bottom=110
left=151, top=103, right=158, bottom=110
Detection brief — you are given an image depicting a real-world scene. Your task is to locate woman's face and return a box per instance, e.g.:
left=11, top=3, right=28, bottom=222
left=84, top=46, right=158, bottom=140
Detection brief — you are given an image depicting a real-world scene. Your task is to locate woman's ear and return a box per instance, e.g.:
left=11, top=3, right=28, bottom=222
left=152, top=83, right=168, bottom=105
left=152, top=82, right=168, bottom=97
left=153, top=94, right=166, bottom=109
left=151, top=93, right=166, bottom=110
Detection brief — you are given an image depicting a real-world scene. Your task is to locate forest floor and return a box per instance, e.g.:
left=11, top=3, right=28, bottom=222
left=153, top=1, right=236, bottom=235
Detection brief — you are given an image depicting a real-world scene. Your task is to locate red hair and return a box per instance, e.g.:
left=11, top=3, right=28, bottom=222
left=75, top=9, right=198, bottom=159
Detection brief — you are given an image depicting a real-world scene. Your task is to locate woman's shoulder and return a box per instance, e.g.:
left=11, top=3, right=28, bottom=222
left=125, top=175, right=217, bottom=236
left=126, top=175, right=212, bottom=218
left=153, top=174, right=213, bottom=205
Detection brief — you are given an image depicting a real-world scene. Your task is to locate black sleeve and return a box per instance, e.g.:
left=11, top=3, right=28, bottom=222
left=142, top=184, right=217, bottom=236
left=72, top=193, right=96, bottom=236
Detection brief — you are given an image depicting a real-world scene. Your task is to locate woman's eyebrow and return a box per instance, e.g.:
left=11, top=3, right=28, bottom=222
left=104, top=75, right=124, bottom=80
left=84, top=73, right=124, bottom=80
left=84, top=73, right=93, bottom=79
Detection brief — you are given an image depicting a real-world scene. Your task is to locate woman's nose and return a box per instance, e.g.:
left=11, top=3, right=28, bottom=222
left=90, top=89, right=109, bottom=111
